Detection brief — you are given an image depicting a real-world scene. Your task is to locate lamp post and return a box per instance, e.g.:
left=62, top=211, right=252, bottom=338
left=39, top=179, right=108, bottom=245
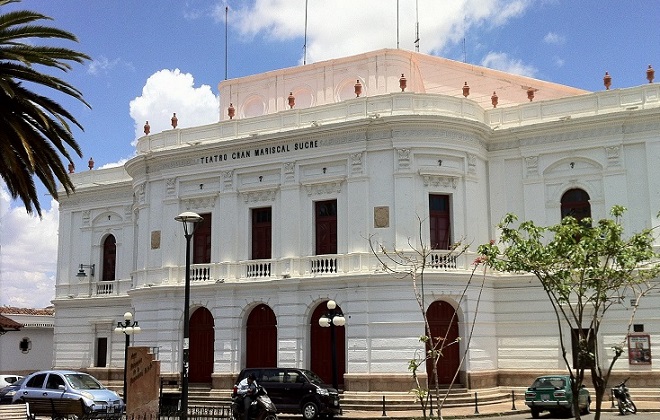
left=318, top=300, right=345, bottom=390
left=174, top=211, right=203, bottom=419
left=114, top=311, right=140, bottom=404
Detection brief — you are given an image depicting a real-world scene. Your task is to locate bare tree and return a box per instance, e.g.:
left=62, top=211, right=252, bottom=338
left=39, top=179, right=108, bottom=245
left=368, top=216, right=485, bottom=420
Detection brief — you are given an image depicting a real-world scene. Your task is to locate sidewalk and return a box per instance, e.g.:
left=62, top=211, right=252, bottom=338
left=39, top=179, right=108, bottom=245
left=336, top=399, right=660, bottom=419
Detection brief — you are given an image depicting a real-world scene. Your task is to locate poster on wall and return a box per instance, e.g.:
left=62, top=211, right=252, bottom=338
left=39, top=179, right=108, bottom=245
left=628, top=334, right=652, bottom=365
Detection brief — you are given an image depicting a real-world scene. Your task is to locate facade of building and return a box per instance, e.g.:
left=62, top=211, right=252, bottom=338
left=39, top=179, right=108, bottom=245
left=53, top=49, right=660, bottom=392
left=0, top=307, right=54, bottom=375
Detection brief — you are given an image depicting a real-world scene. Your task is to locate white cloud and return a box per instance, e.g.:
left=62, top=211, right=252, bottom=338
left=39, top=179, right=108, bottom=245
left=480, top=51, right=537, bottom=77
left=88, top=55, right=134, bottom=76
left=129, top=69, right=219, bottom=143
left=543, top=32, right=566, bottom=45
left=0, top=185, right=59, bottom=308
left=224, top=0, right=534, bottom=64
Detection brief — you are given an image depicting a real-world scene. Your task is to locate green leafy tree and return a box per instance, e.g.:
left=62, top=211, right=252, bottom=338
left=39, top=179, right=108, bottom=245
left=478, top=206, right=660, bottom=420
left=0, top=0, right=90, bottom=216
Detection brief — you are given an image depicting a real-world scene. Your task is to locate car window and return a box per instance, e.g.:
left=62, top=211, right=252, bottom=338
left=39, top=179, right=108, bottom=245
left=261, top=369, right=281, bottom=383
left=46, top=374, right=66, bottom=390
left=301, top=370, right=322, bottom=385
left=65, top=373, right=103, bottom=390
left=26, top=373, right=47, bottom=388
left=532, top=377, right=566, bottom=388
left=284, top=371, right=301, bottom=384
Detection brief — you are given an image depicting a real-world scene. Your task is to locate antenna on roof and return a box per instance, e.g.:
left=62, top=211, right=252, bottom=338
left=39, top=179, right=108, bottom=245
left=414, top=0, right=419, bottom=52
left=224, top=6, right=228, bottom=80
left=462, top=15, right=466, bottom=63
left=396, top=0, right=400, bottom=49
left=303, top=0, right=308, bottom=64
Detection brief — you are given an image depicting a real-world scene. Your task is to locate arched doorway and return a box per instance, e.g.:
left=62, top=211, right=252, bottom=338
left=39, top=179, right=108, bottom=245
left=425, top=300, right=460, bottom=386
left=310, top=301, right=345, bottom=388
left=561, top=188, right=591, bottom=222
left=246, top=304, right=277, bottom=368
left=101, top=235, right=116, bottom=281
left=189, top=307, right=214, bottom=384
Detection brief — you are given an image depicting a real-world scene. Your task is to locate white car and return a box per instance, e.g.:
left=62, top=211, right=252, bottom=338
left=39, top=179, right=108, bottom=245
left=0, top=375, right=22, bottom=388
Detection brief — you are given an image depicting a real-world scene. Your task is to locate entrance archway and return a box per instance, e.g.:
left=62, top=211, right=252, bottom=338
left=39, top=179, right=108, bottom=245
left=246, top=304, right=277, bottom=368
left=425, top=300, right=460, bottom=385
left=189, top=307, right=214, bottom=384
left=310, top=301, right=345, bottom=388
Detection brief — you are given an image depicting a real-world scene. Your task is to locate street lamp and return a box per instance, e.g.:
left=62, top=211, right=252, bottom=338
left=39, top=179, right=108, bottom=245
left=114, top=311, right=141, bottom=404
left=174, top=211, right=203, bottom=419
left=318, top=300, right=346, bottom=390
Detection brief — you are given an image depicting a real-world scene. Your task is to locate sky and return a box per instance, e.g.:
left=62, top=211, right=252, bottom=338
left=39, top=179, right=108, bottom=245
left=1, top=0, right=659, bottom=308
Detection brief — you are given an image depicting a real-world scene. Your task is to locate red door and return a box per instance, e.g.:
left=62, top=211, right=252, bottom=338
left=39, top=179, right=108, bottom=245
left=193, top=213, right=212, bottom=264
left=425, top=301, right=460, bottom=385
left=189, top=307, right=214, bottom=383
left=429, top=195, right=450, bottom=250
left=310, top=301, right=345, bottom=388
left=252, top=208, right=272, bottom=259
left=246, top=304, right=277, bottom=368
left=102, top=235, right=116, bottom=281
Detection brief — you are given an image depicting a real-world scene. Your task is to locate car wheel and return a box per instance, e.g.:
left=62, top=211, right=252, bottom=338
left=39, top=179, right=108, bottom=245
left=264, top=414, right=278, bottom=420
left=302, top=401, right=319, bottom=420
left=581, top=396, right=591, bottom=414
left=530, top=408, right=540, bottom=419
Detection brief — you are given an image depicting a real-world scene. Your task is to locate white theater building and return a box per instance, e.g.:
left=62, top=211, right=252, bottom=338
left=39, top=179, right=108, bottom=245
left=53, top=49, right=660, bottom=392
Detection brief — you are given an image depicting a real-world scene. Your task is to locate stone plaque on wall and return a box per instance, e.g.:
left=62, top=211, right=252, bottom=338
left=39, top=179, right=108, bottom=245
left=126, top=346, right=161, bottom=417
left=374, top=206, right=390, bottom=228
left=151, top=230, right=161, bottom=249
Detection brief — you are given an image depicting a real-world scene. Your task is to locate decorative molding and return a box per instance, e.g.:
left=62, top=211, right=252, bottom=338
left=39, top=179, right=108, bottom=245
left=82, top=210, right=91, bottom=227
left=166, top=178, right=176, bottom=195
left=467, top=154, right=477, bottom=174
left=242, top=189, right=277, bottom=203
left=222, top=170, right=234, bottom=190
left=350, top=152, right=364, bottom=174
left=303, top=181, right=343, bottom=196
left=397, top=149, right=410, bottom=170
left=605, top=146, right=621, bottom=167
left=135, top=183, right=146, bottom=205
left=525, top=156, right=539, bottom=177
left=284, top=162, right=296, bottom=183
left=421, top=174, right=457, bottom=189
left=183, top=196, right=216, bottom=210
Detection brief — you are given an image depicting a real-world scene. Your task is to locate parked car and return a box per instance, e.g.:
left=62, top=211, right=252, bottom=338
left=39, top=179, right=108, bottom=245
left=0, top=377, right=26, bottom=404
left=0, top=375, right=22, bottom=388
left=525, top=374, right=590, bottom=418
left=234, top=368, right=341, bottom=419
left=12, top=370, right=124, bottom=418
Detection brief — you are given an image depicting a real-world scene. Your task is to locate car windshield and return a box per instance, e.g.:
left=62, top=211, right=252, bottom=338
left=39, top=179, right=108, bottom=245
left=532, top=377, right=565, bottom=389
left=301, top=370, right=324, bottom=385
left=65, top=373, right=104, bottom=390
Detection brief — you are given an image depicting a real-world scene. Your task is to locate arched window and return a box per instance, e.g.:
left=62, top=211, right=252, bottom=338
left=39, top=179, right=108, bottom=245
left=561, top=189, right=591, bottom=222
left=102, top=235, right=116, bottom=281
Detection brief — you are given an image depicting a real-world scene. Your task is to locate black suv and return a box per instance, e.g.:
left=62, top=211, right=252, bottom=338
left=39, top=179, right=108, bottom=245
left=234, top=368, right=341, bottom=419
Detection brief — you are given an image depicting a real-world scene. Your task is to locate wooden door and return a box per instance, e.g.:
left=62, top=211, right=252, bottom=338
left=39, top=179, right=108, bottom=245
left=315, top=200, right=337, bottom=255
left=425, top=301, right=460, bottom=385
left=189, top=307, right=214, bottom=383
left=310, top=301, right=345, bottom=388
left=246, top=304, right=277, bottom=368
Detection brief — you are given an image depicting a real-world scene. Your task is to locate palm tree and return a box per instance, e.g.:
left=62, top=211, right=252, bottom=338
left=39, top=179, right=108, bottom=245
left=0, top=0, right=90, bottom=216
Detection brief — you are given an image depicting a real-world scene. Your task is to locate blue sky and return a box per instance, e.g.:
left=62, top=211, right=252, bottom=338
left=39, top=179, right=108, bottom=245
left=1, top=0, right=659, bottom=308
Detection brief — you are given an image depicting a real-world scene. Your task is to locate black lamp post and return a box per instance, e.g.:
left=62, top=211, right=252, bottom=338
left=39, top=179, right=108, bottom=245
left=318, top=300, right=345, bottom=390
left=174, top=211, right=203, bottom=419
left=114, top=311, right=140, bottom=404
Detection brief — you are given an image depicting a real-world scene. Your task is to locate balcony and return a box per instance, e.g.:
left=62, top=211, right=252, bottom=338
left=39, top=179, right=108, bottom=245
left=56, top=250, right=475, bottom=299
left=131, top=250, right=474, bottom=290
